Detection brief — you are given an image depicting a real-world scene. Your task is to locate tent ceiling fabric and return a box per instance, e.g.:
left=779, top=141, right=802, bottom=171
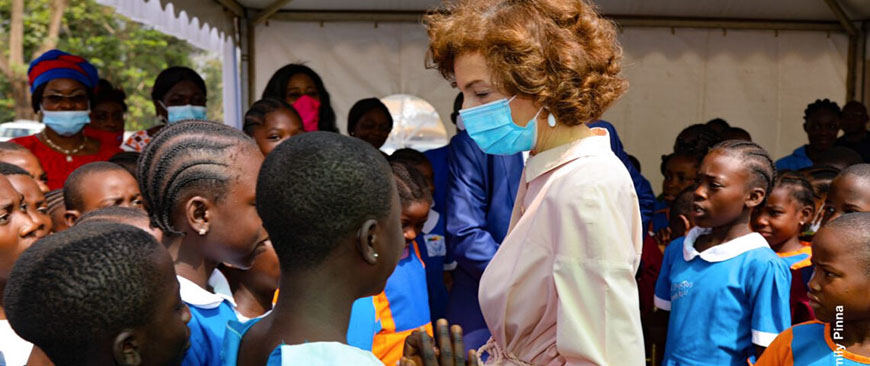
left=235, top=0, right=870, bottom=21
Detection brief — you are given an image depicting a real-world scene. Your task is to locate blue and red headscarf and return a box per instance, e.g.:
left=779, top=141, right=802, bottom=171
left=28, top=49, right=99, bottom=92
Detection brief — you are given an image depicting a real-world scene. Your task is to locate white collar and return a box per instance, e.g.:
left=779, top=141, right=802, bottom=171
left=422, top=207, right=439, bottom=234
left=682, top=227, right=768, bottom=262
left=178, top=270, right=237, bottom=309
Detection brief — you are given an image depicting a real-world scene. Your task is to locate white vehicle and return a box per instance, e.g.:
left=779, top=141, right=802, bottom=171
left=0, top=120, right=44, bottom=142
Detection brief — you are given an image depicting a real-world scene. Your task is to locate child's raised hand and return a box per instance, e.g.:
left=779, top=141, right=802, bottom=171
left=401, top=319, right=482, bottom=366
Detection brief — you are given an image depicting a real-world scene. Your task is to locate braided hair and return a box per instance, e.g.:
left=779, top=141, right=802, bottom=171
left=138, top=120, right=257, bottom=236
left=804, top=98, right=841, bottom=121
left=390, top=162, right=432, bottom=208
left=243, top=97, right=300, bottom=136
left=774, top=173, right=816, bottom=213
left=709, top=140, right=776, bottom=205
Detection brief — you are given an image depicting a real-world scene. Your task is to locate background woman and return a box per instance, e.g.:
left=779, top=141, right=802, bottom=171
left=12, top=50, right=120, bottom=190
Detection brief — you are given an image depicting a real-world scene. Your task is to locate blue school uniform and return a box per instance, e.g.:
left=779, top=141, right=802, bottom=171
left=650, top=198, right=670, bottom=233
left=346, top=296, right=381, bottom=351
left=178, top=273, right=239, bottom=366
left=654, top=227, right=791, bottom=366
left=222, top=318, right=383, bottom=366
left=757, top=321, right=870, bottom=365
left=422, top=146, right=454, bottom=323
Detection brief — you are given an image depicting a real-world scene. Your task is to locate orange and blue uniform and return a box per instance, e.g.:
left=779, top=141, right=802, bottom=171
left=778, top=243, right=815, bottom=324
left=756, top=321, right=870, bottom=365
left=372, top=241, right=433, bottom=366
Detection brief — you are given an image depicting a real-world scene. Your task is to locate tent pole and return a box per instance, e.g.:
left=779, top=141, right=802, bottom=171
left=247, top=20, right=256, bottom=105
left=822, top=0, right=858, bottom=36
left=213, top=0, right=244, bottom=18
left=253, top=0, right=294, bottom=25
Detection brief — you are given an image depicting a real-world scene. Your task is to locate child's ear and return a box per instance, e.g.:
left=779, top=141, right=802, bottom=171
left=746, top=187, right=766, bottom=208
left=799, top=205, right=815, bottom=228
left=184, top=196, right=211, bottom=236
left=679, top=214, right=693, bottom=233
left=64, top=210, right=80, bottom=228
left=356, top=219, right=380, bottom=265
left=112, top=330, right=142, bottom=366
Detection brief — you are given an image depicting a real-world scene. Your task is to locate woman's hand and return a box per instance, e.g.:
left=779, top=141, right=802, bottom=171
left=401, top=319, right=482, bottom=366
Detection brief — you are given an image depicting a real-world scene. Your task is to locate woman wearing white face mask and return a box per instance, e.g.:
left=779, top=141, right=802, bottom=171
left=122, top=66, right=207, bottom=152
left=420, top=1, right=644, bottom=365
left=11, top=50, right=122, bottom=190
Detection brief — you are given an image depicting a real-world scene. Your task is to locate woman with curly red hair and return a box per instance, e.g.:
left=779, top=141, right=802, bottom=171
left=425, top=0, right=644, bottom=364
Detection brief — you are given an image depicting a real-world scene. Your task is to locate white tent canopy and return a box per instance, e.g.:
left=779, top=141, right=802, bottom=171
left=99, top=0, right=870, bottom=190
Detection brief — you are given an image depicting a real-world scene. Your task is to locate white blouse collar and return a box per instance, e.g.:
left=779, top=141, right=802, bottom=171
left=682, top=227, right=768, bottom=262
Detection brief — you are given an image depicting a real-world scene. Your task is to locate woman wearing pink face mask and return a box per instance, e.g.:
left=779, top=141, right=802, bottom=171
left=261, top=64, right=338, bottom=133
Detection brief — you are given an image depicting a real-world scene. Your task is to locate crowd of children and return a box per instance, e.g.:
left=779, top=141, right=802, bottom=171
left=4, top=0, right=870, bottom=365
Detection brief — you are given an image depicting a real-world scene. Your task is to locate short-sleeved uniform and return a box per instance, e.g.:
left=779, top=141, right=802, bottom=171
left=372, top=242, right=433, bottom=366
left=179, top=273, right=239, bottom=366
left=222, top=318, right=383, bottom=366
left=416, top=204, right=454, bottom=323
left=654, top=227, right=791, bottom=365
left=756, top=321, right=870, bottom=365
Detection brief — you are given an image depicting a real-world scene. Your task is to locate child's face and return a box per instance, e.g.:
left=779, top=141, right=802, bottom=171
left=401, top=200, right=431, bottom=248
left=822, top=174, right=870, bottom=225
left=7, top=175, right=52, bottom=239
left=79, top=170, right=143, bottom=213
left=244, top=240, right=280, bottom=294
left=0, top=152, right=49, bottom=193
left=0, top=176, right=37, bottom=279
left=662, top=155, right=698, bottom=202
left=203, top=148, right=269, bottom=270
left=352, top=108, right=392, bottom=149
left=804, top=110, right=839, bottom=151
left=135, top=248, right=191, bottom=366
left=692, top=151, right=757, bottom=228
left=752, top=187, right=811, bottom=250
left=808, top=227, right=870, bottom=323
left=251, top=109, right=304, bottom=156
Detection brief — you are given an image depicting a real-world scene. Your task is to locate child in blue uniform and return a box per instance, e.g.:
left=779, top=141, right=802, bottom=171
left=655, top=140, right=791, bottom=365
left=757, top=213, right=870, bottom=365
left=222, top=132, right=404, bottom=366
left=139, top=121, right=269, bottom=366
left=390, top=148, right=453, bottom=323
left=372, top=162, right=434, bottom=366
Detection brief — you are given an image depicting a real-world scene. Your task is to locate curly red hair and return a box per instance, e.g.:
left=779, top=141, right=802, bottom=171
left=425, top=0, right=627, bottom=125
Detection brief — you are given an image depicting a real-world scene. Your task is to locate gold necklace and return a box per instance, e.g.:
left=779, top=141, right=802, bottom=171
left=41, top=132, right=86, bottom=162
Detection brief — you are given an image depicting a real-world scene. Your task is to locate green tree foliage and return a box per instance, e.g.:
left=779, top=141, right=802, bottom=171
left=0, top=0, right=223, bottom=129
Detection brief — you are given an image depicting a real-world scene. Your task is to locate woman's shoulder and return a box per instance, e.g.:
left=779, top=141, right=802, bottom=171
left=10, top=134, right=40, bottom=148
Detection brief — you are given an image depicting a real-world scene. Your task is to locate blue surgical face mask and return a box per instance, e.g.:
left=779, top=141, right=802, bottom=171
left=458, top=96, right=542, bottom=155
left=161, top=102, right=207, bottom=123
left=41, top=106, right=90, bottom=137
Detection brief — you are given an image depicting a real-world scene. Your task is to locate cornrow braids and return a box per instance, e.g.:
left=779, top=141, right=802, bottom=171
left=45, top=189, right=65, bottom=215
left=775, top=174, right=816, bottom=212
left=390, top=162, right=433, bottom=208
left=138, top=120, right=257, bottom=236
left=710, top=140, right=776, bottom=205
left=243, top=98, right=300, bottom=136
left=804, top=98, right=841, bottom=120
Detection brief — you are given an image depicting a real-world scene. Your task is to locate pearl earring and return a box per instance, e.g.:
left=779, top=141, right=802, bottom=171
left=547, top=113, right=557, bottom=128
left=198, top=228, right=207, bottom=236
left=373, top=252, right=379, bottom=259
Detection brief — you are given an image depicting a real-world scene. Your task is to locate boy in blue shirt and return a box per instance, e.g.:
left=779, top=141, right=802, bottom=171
left=757, top=213, right=870, bottom=365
